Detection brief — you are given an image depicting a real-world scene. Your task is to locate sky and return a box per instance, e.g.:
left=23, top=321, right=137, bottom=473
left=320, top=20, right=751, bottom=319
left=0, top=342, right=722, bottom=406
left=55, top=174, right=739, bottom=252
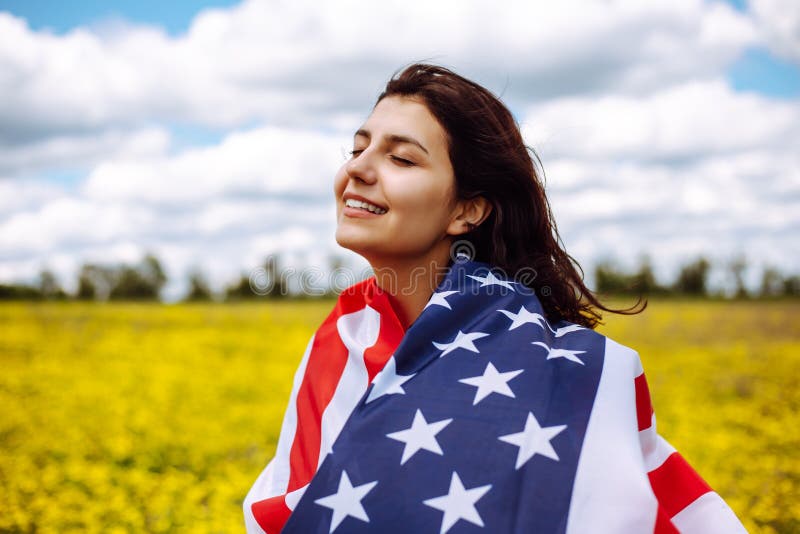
left=0, top=0, right=798, bottom=300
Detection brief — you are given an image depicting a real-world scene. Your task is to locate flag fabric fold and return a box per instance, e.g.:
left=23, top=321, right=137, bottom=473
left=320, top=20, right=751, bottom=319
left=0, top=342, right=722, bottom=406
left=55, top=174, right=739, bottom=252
left=244, top=258, right=746, bottom=533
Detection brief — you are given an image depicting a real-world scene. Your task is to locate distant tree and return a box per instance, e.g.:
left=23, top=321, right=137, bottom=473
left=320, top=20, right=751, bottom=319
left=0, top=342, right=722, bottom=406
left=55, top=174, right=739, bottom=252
left=728, top=254, right=749, bottom=298
left=594, top=255, right=663, bottom=295
left=109, top=266, right=158, bottom=300
left=225, top=273, right=257, bottom=300
left=595, top=261, right=628, bottom=294
left=261, top=254, right=287, bottom=298
left=783, top=275, right=800, bottom=297
left=78, top=254, right=167, bottom=301
left=760, top=266, right=784, bottom=297
left=75, top=264, right=115, bottom=300
left=38, top=269, right=67, bottom=299
left=630, top=255, right=665, bottom=295
left=673, top=257, right=711, bottom=296
left=141, top=254, right=167, bottom=295
left=0, top=283, right=41, bottom=300
left=184, top=270, right=213, bottom=301
left=326, top=254, right=348, bottom=297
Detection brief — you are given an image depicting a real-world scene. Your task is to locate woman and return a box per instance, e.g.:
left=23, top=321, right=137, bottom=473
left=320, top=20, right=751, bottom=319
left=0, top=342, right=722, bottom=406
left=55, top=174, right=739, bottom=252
left=244, top=64, right=745, bottom=533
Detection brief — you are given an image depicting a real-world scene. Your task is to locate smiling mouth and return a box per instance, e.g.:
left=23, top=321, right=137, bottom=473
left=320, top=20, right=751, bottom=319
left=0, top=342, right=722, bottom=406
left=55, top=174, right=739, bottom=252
left=344, top=198, right=388, bottom=214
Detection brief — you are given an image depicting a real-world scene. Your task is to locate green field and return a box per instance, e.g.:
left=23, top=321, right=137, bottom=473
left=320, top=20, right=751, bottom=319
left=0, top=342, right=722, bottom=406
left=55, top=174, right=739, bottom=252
left=0, top=299, right=798, bottom=533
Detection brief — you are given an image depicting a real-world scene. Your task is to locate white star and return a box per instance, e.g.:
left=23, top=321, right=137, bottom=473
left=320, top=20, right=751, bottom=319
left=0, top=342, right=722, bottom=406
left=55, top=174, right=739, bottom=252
left=386, top=409, right=453, bottom=465
left=366, top=356, right=416, bottom=403
left=423, top=472, right=492, bottom=534
left=467, top=271, right=517, bottom=290
left=314, top=470, right=378, bottom=533
left=425, top=290, right=459, bottom=310
left=433, top=330, right=490, bottom=357
left=548, top=323, right=586, bottom=337
left=497, top=305, right=547, bottom=330
left=498, top=412, right=568, bottom=469
left=459, top=362, right=524, bottom=405
left=531, top=341, right=586, bottom=365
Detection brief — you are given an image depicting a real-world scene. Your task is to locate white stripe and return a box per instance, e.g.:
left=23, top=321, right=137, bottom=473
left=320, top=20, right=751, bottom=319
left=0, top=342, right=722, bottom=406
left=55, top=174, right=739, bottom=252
left=285, top=484, right=309, bottom=511
left=566, top=338, right=659, bottom=533
left=317, top=305, right=381, bottom=468
left=243, top=333, right=316, bottom=533
left=640, top=417, right=678, bottom=473
left=671, top=491, right=748, bottom=533
left=243, top=459, right=271, bottom=534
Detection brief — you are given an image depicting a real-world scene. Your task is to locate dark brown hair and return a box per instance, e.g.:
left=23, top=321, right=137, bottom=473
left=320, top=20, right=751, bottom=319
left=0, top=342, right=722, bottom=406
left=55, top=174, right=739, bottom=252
left=377, top=63, right=644, bottom=328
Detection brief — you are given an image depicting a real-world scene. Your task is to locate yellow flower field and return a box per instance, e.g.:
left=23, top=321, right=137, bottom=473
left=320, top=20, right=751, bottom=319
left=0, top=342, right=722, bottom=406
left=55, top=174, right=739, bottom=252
left=0, top=299, right=798, bottom=533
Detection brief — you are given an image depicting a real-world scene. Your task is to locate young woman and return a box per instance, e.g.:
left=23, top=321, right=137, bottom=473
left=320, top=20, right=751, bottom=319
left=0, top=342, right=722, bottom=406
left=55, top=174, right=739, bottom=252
left=244, top=64, right=746, bottom=534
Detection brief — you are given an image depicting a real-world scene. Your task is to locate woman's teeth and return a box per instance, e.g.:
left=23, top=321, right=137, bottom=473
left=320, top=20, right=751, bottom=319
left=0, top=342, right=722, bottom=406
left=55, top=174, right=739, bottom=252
left=345, top=198, right=387, bottom=214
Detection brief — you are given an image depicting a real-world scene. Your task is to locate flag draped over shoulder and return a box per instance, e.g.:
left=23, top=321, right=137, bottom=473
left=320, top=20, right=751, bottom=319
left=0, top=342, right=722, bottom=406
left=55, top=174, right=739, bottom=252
left=243, top=258, right=746, bottom=534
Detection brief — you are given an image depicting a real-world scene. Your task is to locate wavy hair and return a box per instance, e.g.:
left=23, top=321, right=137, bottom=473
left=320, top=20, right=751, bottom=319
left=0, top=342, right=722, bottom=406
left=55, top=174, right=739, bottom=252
left=376, top=63, right=644, bottom=328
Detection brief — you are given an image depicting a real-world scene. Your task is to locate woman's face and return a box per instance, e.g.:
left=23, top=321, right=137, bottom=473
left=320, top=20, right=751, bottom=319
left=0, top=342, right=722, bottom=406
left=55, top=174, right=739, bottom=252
left=334, top=95, right=463, bottom=266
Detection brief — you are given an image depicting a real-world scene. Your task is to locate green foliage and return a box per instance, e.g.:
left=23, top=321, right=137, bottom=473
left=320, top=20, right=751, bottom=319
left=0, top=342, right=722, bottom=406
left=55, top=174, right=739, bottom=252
left=595, top=255, right=665, bottom=296
left=673, top=257, right=711, bottom=296
left=184, top=270, right=213, bottom=302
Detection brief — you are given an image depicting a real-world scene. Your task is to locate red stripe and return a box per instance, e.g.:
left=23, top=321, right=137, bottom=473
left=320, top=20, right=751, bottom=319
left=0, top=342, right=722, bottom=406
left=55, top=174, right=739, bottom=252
left=653, top=504, right=680, bottom=534
left=635, top=373, right=654, bottom=431
left=648, top=452, right=712, bottom=518
left=253, top=277, right=405, bottom=533
left=285, top=279, right=376, bottom=492
left=251, top=495, right=292, bottom=534
left=363, top=287, right=406, bottom=382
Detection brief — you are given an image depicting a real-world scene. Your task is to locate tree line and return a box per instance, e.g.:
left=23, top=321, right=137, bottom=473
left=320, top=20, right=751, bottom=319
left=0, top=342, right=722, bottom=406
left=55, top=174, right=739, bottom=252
left=595, top=255, right=799, bottom=298
left=0, top=252, right=797, bottom=301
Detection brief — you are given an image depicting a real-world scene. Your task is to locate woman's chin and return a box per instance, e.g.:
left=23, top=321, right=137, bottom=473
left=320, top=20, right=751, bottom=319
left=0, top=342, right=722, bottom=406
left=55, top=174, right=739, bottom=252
left=335, top=229, right=372, bottom=256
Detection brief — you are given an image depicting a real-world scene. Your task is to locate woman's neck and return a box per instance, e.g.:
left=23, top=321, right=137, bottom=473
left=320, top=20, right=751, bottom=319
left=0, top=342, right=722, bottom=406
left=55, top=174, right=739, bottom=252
left=369, top=245, right=452, bottom=330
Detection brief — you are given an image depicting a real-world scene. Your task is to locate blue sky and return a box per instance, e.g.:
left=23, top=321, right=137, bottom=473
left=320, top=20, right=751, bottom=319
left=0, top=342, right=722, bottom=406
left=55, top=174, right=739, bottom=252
left=0, top=0, right=240, bottom=35
left=0, top=0, right=797, bottom=298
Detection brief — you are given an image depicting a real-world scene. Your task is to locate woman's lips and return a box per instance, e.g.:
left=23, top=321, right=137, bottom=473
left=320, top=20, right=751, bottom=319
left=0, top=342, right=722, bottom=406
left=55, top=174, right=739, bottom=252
left=342, top=205, right=386, bottom=218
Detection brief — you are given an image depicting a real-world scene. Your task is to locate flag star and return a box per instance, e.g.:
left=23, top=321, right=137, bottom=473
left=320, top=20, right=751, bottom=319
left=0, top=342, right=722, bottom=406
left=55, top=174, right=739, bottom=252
left=467, top=272, right=517, bottom=290
left=314, top=470, right=378, bottom=533
left=433, top=330, right=490, bottom=357
left=459, top=362, right=524, bottom=405
left=497, top=305, right=547, bottom=330
left=498, top=412, right=568, bottom=469
left=366, top=356, right=416, bottom=403
left=551, top=323, right=585, bottom=337
left=423, top=472, right=492, bottom=534
left=386, top=409, right=453, bottom=465
left=531, top=341, right=586, bottom=365
left=425, top=290, right=459, bottom=310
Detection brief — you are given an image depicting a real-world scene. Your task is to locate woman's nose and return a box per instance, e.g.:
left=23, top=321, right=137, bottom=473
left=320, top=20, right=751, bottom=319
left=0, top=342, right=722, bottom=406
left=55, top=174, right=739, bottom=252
left=345, top=150, right=378, bottom=185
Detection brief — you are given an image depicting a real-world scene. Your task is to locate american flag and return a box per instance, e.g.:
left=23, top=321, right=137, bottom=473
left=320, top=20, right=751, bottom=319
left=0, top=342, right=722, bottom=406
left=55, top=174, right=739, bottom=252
left=244, top=259, right=746, bottom=533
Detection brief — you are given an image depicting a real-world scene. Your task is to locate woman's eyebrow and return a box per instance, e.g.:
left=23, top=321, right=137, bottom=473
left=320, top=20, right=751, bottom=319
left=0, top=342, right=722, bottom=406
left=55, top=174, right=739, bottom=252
left=354, top=128, right=429, bottom=155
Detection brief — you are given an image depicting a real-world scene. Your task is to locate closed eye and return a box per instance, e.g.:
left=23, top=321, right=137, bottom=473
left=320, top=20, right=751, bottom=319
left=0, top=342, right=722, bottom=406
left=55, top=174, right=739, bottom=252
left=390, top=155, right=415, bottom=166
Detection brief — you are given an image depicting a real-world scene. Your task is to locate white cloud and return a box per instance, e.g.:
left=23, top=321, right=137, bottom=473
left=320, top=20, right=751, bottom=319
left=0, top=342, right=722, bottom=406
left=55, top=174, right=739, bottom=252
left=749, top=0, right=800, bottom=63
left=520, top=78, right=800, bottom=287
left=0, top=127, right=169, bottom=177
left=82, top=126, right=347, bottom=204
left=0, top=0, right=796, bottom=297
left=522, top=79, right=799, bottom=162
left=0, top=0, right=758, bottom=147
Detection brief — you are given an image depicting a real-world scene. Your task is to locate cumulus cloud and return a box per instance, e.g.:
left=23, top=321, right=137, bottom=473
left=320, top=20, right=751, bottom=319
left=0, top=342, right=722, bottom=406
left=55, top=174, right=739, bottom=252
left=0, top=124, right=346, bottom=297
left=82, top=126, right=347, bottom=204
left=0, top=127, right=169, bottom=177
left=0, top=0, right=796, bottom=297
left=522, top=79, right=800, bottom=283
left=749, top=0, right=800, bottom=63
left=0, top=0, right=757, bottom=145
left=522, top=79, right=799, bottom=162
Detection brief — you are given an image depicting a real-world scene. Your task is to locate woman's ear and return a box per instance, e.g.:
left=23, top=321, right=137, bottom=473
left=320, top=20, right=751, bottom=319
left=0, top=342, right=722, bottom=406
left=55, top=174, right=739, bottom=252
left=447, top=196, right=493, bottom=236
